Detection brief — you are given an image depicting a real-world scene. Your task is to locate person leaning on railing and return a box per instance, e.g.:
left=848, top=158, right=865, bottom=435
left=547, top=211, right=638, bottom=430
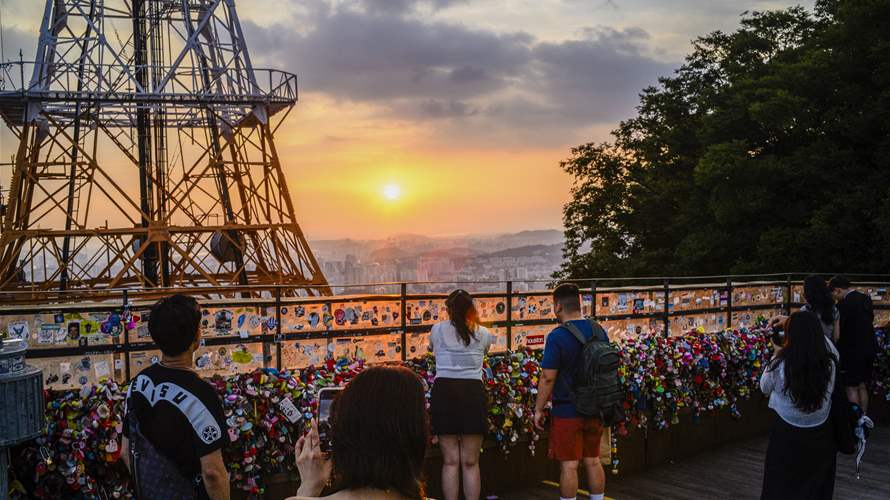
left=287, top=366, right=428, bottom=500
left=427, top=289, right=492, bottom=500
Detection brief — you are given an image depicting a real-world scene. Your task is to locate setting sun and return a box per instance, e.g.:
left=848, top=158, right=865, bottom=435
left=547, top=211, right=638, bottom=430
left=382, top=183, right=402, bottom=201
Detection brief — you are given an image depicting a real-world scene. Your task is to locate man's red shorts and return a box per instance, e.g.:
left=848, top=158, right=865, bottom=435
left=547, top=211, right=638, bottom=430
left=548, top=416, right=604, bottom=461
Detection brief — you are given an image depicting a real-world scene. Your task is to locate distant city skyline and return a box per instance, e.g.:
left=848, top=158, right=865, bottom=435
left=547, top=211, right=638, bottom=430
left=311, top=229, right=565, bottom=292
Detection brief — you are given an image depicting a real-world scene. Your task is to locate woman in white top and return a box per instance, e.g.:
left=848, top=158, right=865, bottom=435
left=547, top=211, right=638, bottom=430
left=428, top=289, right=492, bottom=500
left=760, top=311, right=839, bottom=499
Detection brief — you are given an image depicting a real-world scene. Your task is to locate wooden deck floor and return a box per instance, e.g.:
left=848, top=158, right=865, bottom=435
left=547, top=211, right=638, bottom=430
left=504, top=425, right=890, bottom=500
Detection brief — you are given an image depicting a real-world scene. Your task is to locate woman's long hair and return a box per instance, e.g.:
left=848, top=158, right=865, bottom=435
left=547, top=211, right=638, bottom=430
left=768, top=311, right=837, bottom=413
left=331, top=366, right=428, bottom=499
left=446, top=289, right=479, bottom=346
left=803, top=275, right=835, bottom=325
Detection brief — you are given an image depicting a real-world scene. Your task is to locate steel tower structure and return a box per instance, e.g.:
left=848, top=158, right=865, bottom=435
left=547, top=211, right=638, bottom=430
left=0, top=0, right=329, bottom=300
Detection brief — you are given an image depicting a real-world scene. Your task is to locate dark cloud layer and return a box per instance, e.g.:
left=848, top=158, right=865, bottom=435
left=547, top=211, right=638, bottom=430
left=357, top=0, right=469, bottom=15
left=246, top=9, right=531, bottom=102
left=243, top=2, right=675, bottom=146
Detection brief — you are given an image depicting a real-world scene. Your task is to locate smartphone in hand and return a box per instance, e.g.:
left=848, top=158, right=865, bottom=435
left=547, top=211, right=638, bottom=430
left=317, top=387, right=343, bottom=453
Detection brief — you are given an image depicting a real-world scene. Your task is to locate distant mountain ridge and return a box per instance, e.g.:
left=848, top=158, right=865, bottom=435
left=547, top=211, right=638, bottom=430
left=311, top=229, right=563, bottom=263
left=480, top=243, right=563, bottom=259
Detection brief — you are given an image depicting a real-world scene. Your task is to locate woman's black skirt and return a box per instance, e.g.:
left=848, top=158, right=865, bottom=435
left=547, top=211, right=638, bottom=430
left=761, top=412, right=836, bottom=500
left=430, top=377, right=488, bottom=436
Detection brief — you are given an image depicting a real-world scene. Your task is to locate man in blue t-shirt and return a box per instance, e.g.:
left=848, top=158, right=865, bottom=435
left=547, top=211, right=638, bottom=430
left=534, top=283, right=606, bottom=500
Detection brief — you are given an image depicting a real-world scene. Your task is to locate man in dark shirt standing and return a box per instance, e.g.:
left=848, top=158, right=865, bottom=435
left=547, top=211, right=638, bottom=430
left=533, top=283, right=606, bottom=500
left=121, top=294, right=230, bottom=499
left=830, top=275, right=877, bottom=414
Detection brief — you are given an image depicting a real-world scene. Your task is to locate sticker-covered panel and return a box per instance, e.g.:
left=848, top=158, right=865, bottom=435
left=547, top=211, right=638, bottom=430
left=512, top=324, right=555, bottom=350
left=513, top=295, right=555, bottom=321
left=668, top=289, right=726, bottom=313
left=668, top=313, right=726, bottom=336
left=732, top=286, right=785, bottom=308
left=279, top=301, right=402, bottom=332
left=2, top=310, right=125, bottom=349
left=280, top=339, right=330, bottom=369
left=35, top=353, right=122, bottom=390
left=330, top=334, right=403, bottom=362
left=199, top=306, right=265, bottom=339
left=193, top=342, right=267, bottom=376
left=597, top=291, right=663, bottom=316
left=731, top=308, right=783, bottom=329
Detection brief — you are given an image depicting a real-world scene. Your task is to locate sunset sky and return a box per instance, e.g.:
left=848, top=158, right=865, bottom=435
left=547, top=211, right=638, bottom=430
left=0, top=0, right=812, bottom=240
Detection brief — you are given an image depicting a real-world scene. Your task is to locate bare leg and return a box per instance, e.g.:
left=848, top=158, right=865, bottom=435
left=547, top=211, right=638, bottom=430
left=439, top=435, right=461, bottom=500
left=858, top=383, right=869, bottom=414
left=459, top=434, right=483, bottom=500
left=846, top=386, right=861, bottom=408
left=559, top=460, right=579, bottom=499
left=583, top=456, right=605, bottom=495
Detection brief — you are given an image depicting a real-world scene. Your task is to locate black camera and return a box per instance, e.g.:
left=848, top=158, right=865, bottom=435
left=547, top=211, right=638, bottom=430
left=771, top=325, right=785, bottom=346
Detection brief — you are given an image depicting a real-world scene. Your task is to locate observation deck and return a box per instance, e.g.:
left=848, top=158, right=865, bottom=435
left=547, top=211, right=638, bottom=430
left=2, top=274, right=887, bottom=499
left=0, top=61, right=297, bottom=127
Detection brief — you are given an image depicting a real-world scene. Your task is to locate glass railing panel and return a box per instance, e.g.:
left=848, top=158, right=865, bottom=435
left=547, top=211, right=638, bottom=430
left=597, top=290, right=663, bottom=316
left=2, top=310, right=123, bottom=348
left=198, top=305, right=266, bottom=339
left=280, top=338, right=329, bottom=369
left=513, top=294, right=556, bottom=321
left=192, top=342, right=266, bottom=377
left=511, top=324, right=554, bottom=350
left=731, top=308, right=784, bottom=329
left=35, top=353, right=123, bottom=390
left=331, top=333, right=403, bottom=362
left=668, top=289, right=725, bottom=313
left=731, top=285, right=785, bottom=308
left=668, top=313, right=727, bottom=336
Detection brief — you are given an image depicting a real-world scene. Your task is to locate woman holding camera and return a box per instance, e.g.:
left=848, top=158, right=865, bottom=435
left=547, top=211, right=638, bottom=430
left=289, top=366, right=428, bottom=500
left=761, top=311, right=839, bottom=499
left=429, top=289, right=493, bottom=500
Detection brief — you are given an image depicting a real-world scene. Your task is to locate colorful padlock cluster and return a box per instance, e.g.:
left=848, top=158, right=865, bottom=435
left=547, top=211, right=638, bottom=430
left=9, top=325, right=889, bottom=499
left=617, top=327, right=774, bottom=433
left=872, top=328, right=890, bottom=402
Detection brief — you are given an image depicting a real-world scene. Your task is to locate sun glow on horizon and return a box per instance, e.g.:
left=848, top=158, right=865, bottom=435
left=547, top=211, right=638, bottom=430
left=382, top=183, right=402, bottom=201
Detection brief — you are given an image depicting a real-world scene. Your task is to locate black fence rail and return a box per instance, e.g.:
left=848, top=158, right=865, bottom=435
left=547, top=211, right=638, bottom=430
left=2, top=273, right=889, bottom=390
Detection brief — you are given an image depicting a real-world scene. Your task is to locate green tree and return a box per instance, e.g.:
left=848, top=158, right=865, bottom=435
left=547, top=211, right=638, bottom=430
left=559, top=1, right=890, bottom=279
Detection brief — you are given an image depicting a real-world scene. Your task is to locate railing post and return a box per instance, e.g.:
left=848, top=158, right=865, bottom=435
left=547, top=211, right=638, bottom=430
left=785, top=274, right=792, bottom=315
left=590, top=280, right=598, bottom=321
left=662, top=279, right=670, bottom=338
left=274, top=287, right=282, bottom=371
left=726, top=277, right=733, bottom=331
left=122, top=290, right=131, bottom=382
left=400, top=283, right=407, bottom=362
left=505, top=280, right=513, bottom=351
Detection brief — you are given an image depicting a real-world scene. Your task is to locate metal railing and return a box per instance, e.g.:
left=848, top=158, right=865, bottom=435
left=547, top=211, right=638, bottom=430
left=2, top=273, right=889, bottom=390
left=0, top=61, right=298, bottom=103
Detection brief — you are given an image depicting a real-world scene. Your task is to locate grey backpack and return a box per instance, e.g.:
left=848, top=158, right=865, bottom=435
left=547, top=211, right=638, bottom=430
left=563, top=320, right=626, bottom=426
left=127, top=409, right=201, bottom=499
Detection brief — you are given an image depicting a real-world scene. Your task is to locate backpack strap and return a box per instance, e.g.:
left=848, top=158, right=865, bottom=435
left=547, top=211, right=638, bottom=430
left=563, top=319, right=608, bottom=345
left=588, top=319, right=608, bottom=342
left=562, top=320, right=588, bottom=345
left=125, top=405, right=142, bottom=497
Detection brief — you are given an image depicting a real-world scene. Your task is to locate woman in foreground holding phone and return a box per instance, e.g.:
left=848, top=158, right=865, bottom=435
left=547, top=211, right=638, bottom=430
left=287, top=366, right=428, bottom=500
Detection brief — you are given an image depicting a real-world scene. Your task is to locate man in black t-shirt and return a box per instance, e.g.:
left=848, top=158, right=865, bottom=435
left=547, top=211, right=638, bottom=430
left=830, top=275, right=877, bottom=415
left=122, top=294, right=230, bottom=500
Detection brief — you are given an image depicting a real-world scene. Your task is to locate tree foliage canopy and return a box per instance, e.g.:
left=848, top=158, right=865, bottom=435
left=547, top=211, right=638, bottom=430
left=559, top=0, right=890, bottom=279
